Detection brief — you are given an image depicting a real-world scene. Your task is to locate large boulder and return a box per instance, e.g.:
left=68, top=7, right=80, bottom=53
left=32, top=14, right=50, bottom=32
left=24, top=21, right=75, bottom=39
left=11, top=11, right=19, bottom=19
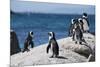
left=60, top=33, right=95, bottom=61
left=10, top=30, right=21, bottom=55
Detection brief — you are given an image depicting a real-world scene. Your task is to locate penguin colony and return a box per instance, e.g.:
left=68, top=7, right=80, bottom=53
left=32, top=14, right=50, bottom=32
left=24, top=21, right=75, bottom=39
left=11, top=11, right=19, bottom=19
left=11, top=13, right=94, bottom=61
left=69, top=13, right=89, bottom=44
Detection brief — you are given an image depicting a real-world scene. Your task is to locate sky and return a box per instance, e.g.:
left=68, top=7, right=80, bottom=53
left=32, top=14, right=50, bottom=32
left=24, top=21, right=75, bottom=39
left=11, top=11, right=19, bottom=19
left=11, top=0, right=95, bottom=14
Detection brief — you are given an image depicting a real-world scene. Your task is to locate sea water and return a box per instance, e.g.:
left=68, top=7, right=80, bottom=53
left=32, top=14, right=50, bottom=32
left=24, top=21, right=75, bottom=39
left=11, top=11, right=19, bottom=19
left=11, top=13, right=95, bottom=48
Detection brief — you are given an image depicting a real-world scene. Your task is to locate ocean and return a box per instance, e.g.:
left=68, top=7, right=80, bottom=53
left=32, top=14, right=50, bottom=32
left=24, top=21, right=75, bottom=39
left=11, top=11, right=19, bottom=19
left=11, top=13, right=95, bottom=49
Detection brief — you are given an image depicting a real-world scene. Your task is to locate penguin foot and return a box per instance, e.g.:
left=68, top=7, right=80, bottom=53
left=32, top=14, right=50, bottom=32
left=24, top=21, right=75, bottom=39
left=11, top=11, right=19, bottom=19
left=22, top=49, right=30, bottom=53
left=49, top=56, right=54, bottom=58
left=22, top=49, right=25, bottom=53
left=26, top=49, right=30, bottom=52
left=75, top=41, right=77, bottom=44
left=31, top=45, right=34, bottom=48
left=55, top=55, right=58, bottom=58
left=22, top=50, right=25, bottom=53
left=72, top=37, right=75, bottom=41
left=79, top=42, right=82, bottom=44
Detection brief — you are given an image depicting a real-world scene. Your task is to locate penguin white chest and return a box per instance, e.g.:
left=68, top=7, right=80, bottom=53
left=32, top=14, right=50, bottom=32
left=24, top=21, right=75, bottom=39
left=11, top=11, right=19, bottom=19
left=50, top=43, right=53, bottom=51
left=83, top=19, right=89, bottom=31
left=48, top=34, right=54, bottom=53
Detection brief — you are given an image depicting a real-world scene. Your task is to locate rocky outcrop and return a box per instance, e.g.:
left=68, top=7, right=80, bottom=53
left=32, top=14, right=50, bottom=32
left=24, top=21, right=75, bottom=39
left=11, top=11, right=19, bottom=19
left=10, top=30, right=21, bottom=55
left=61, top=33, right=95, bottom=61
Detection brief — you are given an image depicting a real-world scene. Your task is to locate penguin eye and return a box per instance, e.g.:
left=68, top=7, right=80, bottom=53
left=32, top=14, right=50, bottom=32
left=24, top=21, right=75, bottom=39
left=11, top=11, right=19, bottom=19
left=48, top=32, right=52, bottom=36
left=31, top=32, right=33, bottom=35
left=80, top=20, right=82, bottom=22
left=49, top=34, right=52, bottom=36
left=73, top=20, right=75, bottom=22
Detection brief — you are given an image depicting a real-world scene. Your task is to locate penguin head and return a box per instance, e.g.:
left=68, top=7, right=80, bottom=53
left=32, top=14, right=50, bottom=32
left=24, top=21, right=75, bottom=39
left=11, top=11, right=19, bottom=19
left=78, top=18, right=83, bottom=23
left=71, top=19, right=75, bottom=24
left=73, top=19, right=79, bottom=29
left=29, top=31, right=34, bottom=38
left=82, top=13, right=88, bottom=18
left=48, top=32, right=55, bottom=40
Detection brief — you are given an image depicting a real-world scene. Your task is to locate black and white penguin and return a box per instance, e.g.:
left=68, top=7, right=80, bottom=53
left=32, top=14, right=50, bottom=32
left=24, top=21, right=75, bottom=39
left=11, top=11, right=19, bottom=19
left=74, top=19, right=83, bottom=44
left=69, top=19, right=76, bottom=41
left=78, top=18, right=84, bottom=32
left=82, top=13, right=89, bottom=32
left=46, top=32, right=59, bottom=58
left=22, top=31, right=34, bottom=52
left=69, top=19, right=75, bottom=36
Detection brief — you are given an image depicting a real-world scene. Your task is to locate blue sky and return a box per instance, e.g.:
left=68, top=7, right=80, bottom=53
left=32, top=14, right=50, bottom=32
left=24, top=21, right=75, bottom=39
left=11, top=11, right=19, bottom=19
left=11, top=0, right=95, bottom=14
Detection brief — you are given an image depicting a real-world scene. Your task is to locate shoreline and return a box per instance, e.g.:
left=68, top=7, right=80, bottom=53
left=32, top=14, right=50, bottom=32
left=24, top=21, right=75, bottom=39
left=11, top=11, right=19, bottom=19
left=11, top=33, right=95, bottom=67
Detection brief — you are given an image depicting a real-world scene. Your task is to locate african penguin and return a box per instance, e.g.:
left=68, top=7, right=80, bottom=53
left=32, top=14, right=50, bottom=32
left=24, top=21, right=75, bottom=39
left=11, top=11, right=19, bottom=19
left=46, top=32, right=59, bottom=58
left=82, top=13, right=88, bottom=18
left=22, top=31, right=34, bottom=52
left=78, top=18, right=84, bottom=32
left=69, top=19, right=75, bottom=35
left=73, top=19, right=83, bottom=44
left=69, top=19, right=76, bottom=41
left=82, top=13, right=89, bottom=32
left=71, top=19, right=75, bottom=24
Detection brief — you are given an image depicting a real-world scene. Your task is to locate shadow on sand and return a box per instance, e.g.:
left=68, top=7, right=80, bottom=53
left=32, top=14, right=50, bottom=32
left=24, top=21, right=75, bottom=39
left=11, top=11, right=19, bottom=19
left=57, top=56, right=68, bottom=59
left=49, top=56, right=68, bottom=59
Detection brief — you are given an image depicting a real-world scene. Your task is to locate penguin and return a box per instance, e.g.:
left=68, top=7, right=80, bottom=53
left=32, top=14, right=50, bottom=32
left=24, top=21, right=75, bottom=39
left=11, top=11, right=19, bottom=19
left=78, top=18, right=84, bottom=33
left=73, top=19, right=83, bottom=44
left=69, top=19, right=75, bottom=36
left=69, top=19, right=76, bottom=41
left=46, top=32, right=59, bottom=58
left=22, top=31, right=34, bottom=52
left=82, top=13, right=89, bottom=32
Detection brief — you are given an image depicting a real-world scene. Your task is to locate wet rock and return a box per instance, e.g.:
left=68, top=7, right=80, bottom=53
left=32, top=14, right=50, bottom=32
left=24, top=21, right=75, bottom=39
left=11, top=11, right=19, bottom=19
left=10, top=30, right=21, bottom=55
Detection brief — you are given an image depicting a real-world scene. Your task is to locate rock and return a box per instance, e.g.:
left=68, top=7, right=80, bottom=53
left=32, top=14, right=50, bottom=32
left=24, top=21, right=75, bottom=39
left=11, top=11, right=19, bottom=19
left=87, top=45, right=95, bottom=62
left=87, top=54, right=95, bottom=62
left=61, top=33, right=95, bottom=58
left=10, top=30, right=21, bottom=55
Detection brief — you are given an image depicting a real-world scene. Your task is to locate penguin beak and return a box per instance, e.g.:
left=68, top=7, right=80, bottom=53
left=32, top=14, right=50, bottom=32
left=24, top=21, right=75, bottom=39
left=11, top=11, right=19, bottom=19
left=48, top=33, right=50, bottom=35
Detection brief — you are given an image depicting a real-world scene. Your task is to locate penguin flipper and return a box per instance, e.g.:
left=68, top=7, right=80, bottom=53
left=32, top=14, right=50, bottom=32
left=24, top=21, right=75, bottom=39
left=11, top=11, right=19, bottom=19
left=56, top=43, right=59, bottom=55
left=46, top=44, right=51, bottom=53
